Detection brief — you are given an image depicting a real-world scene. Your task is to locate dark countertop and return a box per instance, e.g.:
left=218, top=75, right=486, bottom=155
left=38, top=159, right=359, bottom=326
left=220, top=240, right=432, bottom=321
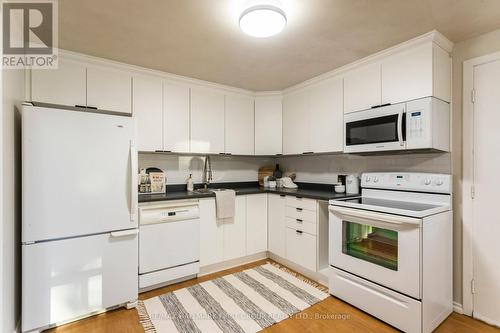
left=138, top=182, right=359, bottom=203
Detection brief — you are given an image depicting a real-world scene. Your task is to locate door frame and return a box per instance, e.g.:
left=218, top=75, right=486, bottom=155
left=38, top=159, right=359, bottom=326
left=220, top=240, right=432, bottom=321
left=462, top=50, right=500, bottom=317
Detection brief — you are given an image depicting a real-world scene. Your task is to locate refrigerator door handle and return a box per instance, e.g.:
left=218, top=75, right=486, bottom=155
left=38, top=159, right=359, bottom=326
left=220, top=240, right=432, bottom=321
left=130, top=140, right=138, bottom=222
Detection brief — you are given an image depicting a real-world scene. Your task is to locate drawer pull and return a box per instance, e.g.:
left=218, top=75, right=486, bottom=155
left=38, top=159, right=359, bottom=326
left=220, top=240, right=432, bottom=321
left=296, top=219, right=303, bottom=223
left=296, top=208, right=303, bottom=212
left=296, top=230, right=303, bottom=234
left=280, top=194, right=286, bottom=198
left=296, top=196, right=303, bottom=200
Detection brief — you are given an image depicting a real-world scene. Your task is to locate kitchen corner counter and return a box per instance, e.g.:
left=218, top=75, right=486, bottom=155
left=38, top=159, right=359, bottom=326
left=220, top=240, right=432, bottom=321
left=138, top=182, right=359, bottom=203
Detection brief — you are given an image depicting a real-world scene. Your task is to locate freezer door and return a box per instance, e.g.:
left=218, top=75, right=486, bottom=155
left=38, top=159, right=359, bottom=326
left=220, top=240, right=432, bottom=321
left=22, top=106, right=138, bottom=242
left=22, top=230, right=138, bottom=332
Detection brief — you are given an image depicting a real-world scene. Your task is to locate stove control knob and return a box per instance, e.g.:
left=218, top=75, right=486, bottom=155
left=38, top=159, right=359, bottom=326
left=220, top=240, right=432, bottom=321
left=365, top=176, right=371, bottom=182
left=435, top=179, right=444, bottom=186
left=424, top=179, right=432, bottom=185
left=373, top=177, right=379, bottom=183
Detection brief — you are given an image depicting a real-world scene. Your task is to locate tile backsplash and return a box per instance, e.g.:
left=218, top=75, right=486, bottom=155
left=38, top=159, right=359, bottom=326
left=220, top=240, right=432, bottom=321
left=139, top=153, right=275, bottom=185
left=139, top=152, right=451, bottom=186
left=278, top=152, right=452, bottom=184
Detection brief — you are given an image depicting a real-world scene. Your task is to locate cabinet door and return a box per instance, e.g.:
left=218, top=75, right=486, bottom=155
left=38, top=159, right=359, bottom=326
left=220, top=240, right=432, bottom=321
left=286, top=228, right=316, bottom=272
left=199, top=199, right=223, bottom=267
left=31, top=57, right=86, bottom=107
left=225, top=94, right=255, bottom=155
left=381, top=43, right=433, bottom=105
left=282, top=90, right=309, bottom=155
left=87, top=66, right=132, bottom=113
left=308, top=77, right=344, bottom=153
left=255, top=96, right=282, bottom=155
left=344, top=62, right=381, bottom=113
left=164, top=81, right=190, bottom=152
left=246, top=194, right=268, bottom=255
left=268, top=194, right=286, bottom=258
left=132, top=75, right=163, bottom=152
left=223, top=196, right=247, bottom=261
left=190, top=88, right=225, bottom=153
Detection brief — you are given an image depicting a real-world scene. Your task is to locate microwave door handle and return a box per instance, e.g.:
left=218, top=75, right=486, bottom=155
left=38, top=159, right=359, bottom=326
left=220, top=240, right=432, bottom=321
left=397, top=111, right=404, bottom=146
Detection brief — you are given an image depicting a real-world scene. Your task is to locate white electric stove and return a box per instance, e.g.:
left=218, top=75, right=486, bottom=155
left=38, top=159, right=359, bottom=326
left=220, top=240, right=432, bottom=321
left=328, top=172, right=453, bottom=333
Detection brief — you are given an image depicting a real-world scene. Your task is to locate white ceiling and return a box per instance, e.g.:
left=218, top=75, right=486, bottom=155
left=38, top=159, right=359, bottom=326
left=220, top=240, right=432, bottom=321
left=59, top=0, right=500, bottom=91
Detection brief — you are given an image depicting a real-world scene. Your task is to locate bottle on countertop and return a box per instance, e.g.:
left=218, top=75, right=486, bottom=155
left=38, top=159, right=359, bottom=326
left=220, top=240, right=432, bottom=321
left=273, top=164, right=282, bottom=179
left=187, top=174, right=194, bottom=192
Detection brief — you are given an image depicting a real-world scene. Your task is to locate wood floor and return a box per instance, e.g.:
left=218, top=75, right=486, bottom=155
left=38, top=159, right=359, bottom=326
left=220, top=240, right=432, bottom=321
left=48, top=259, right=499, bottom=333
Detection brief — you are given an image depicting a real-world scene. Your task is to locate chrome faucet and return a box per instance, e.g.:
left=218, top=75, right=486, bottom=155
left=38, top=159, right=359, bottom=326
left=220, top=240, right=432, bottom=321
left=203, top=155, right=213, bottom=188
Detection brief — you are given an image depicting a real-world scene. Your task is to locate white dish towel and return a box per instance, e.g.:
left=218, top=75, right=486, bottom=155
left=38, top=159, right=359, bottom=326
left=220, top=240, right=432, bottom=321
left=214, top=189, right=236, bottom=219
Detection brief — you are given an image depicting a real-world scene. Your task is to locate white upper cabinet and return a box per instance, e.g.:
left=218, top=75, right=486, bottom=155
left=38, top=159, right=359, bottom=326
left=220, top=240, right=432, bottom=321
left=163, top=81, right=190, bottom=153
left=381, top=42, right=450, bottom=104
left=282, top=90, right=309, bottom=155
left=344, top=62, right=382, bottom=114
left=87, top=66, right=132, bottom=113
left=224, top=94, right=255, bottom=155
left=255, top=95, right=282, bottom=155
left=31, top=58, right=86, bottom=107
left=190, top=87, right=225, bottom=154
left=132, top=75, right=163, bottom=152
left=308, top=77, right=344, bottom=153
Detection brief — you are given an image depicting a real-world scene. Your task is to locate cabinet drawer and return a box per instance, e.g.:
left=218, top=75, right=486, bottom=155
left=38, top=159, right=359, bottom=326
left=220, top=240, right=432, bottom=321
left=286, top=217, right=316, bottom=235
left=285, top=196, right=317, bottom=211
left=286, top=227, right=316, bottom=272
left=285, top=206, right=316, bottom=222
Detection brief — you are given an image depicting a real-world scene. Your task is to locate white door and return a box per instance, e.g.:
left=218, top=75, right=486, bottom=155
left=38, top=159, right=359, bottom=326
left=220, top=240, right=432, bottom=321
left=163, top=81, right=190, bottom=153
left=268, top=194, right=286, bottom=258
left=223, top=196, right=247, bottom=261
left=246, top=194, right=268, bottom=255
left=308, top=77, right=344, bottom=153
left=31, top=57, right=87, bottom=107
left=22, top=231, right=138, bottom=332
left=199, top=199, right=223, bottom=267
left=344, top=62, right=381, bottom=113
left=225, top=94, right=255, bottom=155
left=22, top=106, right=137, bottom=242
left=470, top=59, right=500, bottom=326
left=254, top=96, right=282, bottom=155
left=87, top=66, right=132, bottom=113
left=282, top=90, right=308, bottom=155
left=133, top=75, right=163, bottom=152
left=190, top=88, right=225, bottom=153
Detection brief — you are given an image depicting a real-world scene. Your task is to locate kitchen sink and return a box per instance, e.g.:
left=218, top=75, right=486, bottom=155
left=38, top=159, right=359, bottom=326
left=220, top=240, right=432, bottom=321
left=194, top=188, right=227, bottom=194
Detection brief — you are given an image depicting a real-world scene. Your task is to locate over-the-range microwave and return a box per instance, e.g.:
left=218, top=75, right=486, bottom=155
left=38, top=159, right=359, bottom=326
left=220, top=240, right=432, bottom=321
left=343, top=97, right=450, bottom=153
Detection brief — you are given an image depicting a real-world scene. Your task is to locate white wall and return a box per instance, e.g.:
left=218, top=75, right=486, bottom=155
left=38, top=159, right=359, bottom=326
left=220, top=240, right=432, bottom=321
left=139, top=153, right=275, bottom=185
left=1, top=66, right=24, bottom=333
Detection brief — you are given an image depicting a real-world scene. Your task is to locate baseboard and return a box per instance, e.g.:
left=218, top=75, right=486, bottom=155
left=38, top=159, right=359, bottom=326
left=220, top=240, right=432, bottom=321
left=473, top=312, right=500, bottom=328
left=268, top=253, right=327, bottom=287
left=199, top=251, right=268, bottom=276
left=453, top=301, right=464, bottom=314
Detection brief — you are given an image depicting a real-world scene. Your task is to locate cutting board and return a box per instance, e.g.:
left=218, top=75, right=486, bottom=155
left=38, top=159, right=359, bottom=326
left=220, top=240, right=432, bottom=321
left=258, top=166, right=275, bottom=186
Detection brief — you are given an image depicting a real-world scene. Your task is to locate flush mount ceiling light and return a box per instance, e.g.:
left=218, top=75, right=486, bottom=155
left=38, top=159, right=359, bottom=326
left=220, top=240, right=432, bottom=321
left=239, top=4, right=287, bottom=38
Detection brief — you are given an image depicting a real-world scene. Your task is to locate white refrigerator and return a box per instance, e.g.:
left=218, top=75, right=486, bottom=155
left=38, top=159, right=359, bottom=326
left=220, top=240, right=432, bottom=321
left=21, top=105, right=139, bottom=332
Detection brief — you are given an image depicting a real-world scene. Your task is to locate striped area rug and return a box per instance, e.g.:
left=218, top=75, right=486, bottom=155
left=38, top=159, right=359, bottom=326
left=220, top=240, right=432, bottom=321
left=137, top=263, right=329, bottom=333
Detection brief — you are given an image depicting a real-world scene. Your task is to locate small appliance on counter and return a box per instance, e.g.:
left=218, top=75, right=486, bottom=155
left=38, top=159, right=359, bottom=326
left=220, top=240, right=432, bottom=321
left=346, top=174, right=360, bottom=194
left=139, top=168, right=166, bottom=194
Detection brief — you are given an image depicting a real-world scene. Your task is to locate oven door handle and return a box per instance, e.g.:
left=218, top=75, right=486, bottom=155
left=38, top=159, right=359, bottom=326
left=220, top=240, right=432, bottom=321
left=329, top=206, right=421, bottom=226
left=397, top=110, right=404, bottom=147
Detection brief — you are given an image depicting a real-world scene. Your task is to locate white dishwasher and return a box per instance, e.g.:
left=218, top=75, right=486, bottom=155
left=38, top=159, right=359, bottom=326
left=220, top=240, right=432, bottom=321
left=139, top=200, right=200, bottom=291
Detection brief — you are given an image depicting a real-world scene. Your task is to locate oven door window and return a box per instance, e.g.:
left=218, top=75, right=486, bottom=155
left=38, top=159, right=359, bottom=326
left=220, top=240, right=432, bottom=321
left=346, top=114, right=405, bottom=146
left=342, top=220, right=398, bottom=271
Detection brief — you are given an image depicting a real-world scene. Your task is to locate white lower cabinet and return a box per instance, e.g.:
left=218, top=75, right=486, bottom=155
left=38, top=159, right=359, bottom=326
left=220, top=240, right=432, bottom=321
left=268, top=194, right=287, bottom=258
left=200, top=194, right=268, bottom=268
left=286, top=228, right=317, bottom=272
left=246, top=194, right=268, bottom=255
left=223, top=196, right=247, bottom=261
left=199, top=198, right=223, bottom=267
